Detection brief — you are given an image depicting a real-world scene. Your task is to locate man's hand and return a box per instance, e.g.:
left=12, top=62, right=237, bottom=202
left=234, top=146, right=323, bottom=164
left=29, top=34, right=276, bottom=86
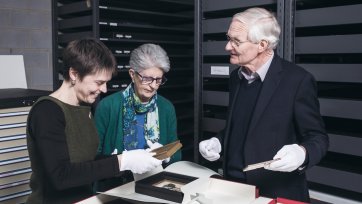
left=265, top=144, right=306, bottom=172
left=199, top=137, right=221, bottom=161
left=146, top=140, right=170, bottom=163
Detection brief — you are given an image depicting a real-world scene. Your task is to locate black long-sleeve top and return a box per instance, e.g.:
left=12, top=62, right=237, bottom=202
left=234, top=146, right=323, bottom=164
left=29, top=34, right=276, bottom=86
left=26, top=97, right=120, bottom=204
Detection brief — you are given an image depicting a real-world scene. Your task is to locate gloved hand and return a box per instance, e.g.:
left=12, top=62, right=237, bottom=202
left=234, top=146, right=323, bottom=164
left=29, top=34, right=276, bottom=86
left=146, top=140, right=170, bottom=163
left=111, top=149, right=118, bottom=155
left=199, top=137, right=221, bottom=161
left=265, top=144, right=306, bottom=172
left=118, top=149, right=162, bottom=174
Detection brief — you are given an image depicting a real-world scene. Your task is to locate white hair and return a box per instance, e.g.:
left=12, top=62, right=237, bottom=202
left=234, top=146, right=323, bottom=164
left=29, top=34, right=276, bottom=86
left=233, top=7, right=281, bottom=49
left=129, top=43, right=170, bottom=73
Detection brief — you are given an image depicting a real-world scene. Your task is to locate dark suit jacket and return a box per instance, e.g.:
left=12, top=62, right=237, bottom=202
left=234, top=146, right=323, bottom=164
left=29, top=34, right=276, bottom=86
left=219, top=55, right=329, bottom=202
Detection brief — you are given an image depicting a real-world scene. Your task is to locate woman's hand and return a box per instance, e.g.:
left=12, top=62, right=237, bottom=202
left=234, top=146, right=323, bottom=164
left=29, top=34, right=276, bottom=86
left=146, top=140, right=171, bottom=163
left=118, top=149, right=162, bottom=174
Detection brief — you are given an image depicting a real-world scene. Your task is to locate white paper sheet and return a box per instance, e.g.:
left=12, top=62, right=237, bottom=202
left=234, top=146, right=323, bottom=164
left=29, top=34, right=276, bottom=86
left=181, top=177, right=257, bottom=204
left=0, top=55, right=27, bottom=89
left=164, top=161, right=218, bottom=179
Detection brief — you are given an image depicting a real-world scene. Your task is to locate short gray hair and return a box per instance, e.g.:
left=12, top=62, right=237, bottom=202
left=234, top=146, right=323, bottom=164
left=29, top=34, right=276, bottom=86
left=233, top=7, right=281, bottom=49
left=129, top=43, right=170, bottom=73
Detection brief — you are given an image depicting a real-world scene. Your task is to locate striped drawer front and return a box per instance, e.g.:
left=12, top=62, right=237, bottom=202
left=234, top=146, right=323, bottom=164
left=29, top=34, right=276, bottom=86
left=0, top=168, right=32, bottom=186
left=0, top=106, right=32, bottom=203
left=0, top=127, right=26, bottom=138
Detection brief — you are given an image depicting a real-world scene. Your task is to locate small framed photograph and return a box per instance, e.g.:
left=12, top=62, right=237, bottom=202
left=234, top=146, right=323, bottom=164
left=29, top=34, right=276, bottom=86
left=135, top=171, right=197, bottom=203
left=152, top=179, right=184, bottom=192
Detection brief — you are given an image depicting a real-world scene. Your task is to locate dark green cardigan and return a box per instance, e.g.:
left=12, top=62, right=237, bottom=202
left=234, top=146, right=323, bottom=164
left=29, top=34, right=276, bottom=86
left=94, top=91, right=181, bottom=162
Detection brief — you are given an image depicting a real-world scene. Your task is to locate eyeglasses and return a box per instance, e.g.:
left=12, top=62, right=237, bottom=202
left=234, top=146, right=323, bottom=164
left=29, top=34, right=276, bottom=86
left=226, top=34, right=249, bottom=47
left=135, top=71, right=167, bottom=85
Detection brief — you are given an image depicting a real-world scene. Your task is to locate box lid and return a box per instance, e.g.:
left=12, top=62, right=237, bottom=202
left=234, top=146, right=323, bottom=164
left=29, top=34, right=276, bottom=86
left=0, top=88, right=50, bottom=109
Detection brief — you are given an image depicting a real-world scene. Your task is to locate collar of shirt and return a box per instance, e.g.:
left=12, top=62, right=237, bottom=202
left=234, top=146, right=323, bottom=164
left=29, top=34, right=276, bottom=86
left=238, top=52, right=274, bottom=83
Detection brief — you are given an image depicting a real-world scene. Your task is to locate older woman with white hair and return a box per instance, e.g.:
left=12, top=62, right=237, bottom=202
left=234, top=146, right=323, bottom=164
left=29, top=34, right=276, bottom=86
left=94, top=43, right=181, bottom=190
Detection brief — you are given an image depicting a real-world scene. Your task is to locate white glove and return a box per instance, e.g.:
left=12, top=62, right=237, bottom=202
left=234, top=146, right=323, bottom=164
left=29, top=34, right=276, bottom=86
left=111, top=149, right=118, bottom=155
left=118, top=149, right=162, bottom=174
left=146, top=140, right=170, bottom=163
left=199, top=137, right=221, bottom=161
left=265, top=144, right=306, bottom=172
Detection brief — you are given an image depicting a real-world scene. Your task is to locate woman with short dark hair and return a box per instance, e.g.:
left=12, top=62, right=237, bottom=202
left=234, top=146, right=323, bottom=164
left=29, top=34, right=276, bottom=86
left=26, top=39, right=161, bottom=203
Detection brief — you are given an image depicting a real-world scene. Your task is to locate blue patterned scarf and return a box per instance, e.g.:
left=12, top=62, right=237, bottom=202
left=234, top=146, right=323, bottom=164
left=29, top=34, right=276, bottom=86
left=122, top=84, right=160, bottom=150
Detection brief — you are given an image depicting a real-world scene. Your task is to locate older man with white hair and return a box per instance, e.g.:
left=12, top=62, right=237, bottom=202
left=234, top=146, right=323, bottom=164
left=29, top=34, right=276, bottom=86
left=199, top=7, right=328, bottom=202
